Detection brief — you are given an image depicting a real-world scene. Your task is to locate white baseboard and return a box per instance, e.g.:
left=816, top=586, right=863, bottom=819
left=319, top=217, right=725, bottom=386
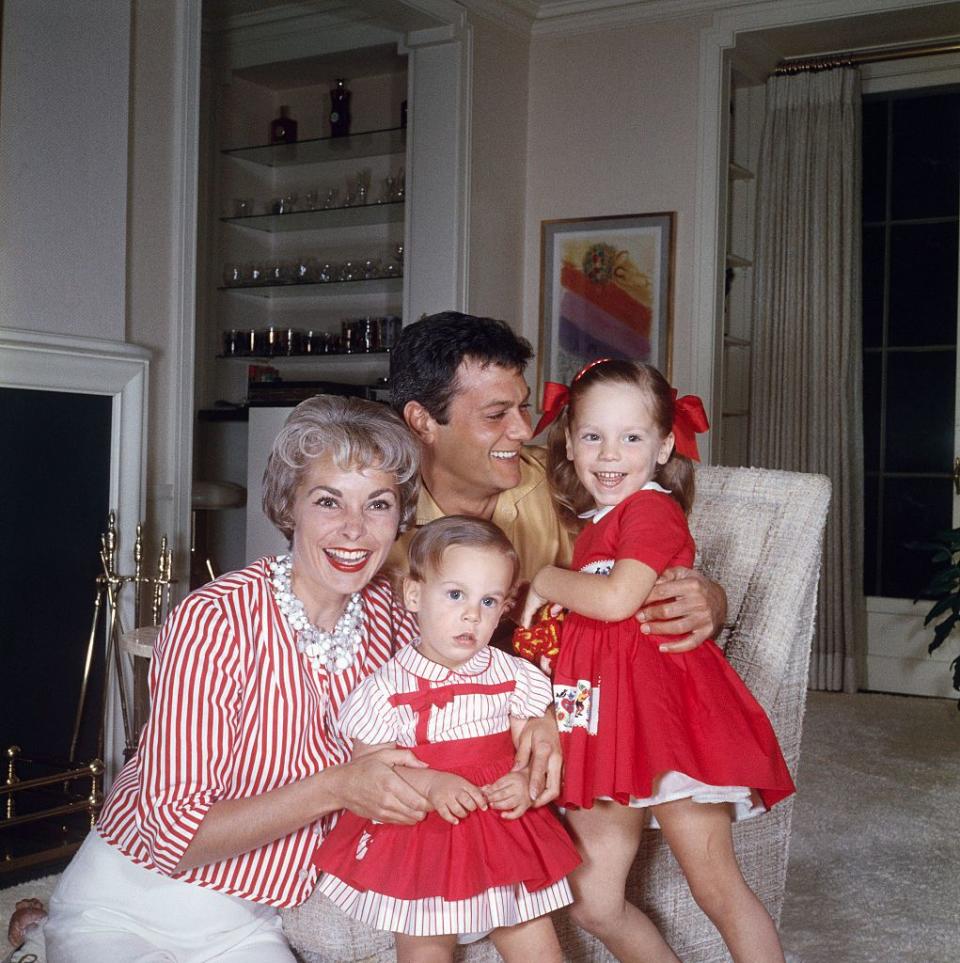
left=865, top=597, right=959, bottom=699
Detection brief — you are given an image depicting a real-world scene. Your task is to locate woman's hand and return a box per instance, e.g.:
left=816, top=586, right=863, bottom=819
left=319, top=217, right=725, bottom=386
left=637, top=566, right=727, bottom=652
left=513, top=712, right=562, bottom=806
left=484, top=770, right=532, bottom=820
left=421, top=772, right=488, bottom=825
left=332, top=747, right=430, bottom=825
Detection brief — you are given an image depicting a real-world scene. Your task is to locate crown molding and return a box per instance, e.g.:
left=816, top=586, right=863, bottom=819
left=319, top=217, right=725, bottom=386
left=456, top=0, right=538, bottom=35
left=529, top=0, right=754, bottom=36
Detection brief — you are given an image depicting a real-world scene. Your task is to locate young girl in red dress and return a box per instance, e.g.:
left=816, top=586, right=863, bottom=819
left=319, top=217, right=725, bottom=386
left=520, top=359, right=794, bottom=963
left=314, top=516, right=580, bottom=962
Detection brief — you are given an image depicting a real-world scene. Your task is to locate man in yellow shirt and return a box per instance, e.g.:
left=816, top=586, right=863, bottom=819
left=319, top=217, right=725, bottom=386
left=387, top=311, right=725, bottom=648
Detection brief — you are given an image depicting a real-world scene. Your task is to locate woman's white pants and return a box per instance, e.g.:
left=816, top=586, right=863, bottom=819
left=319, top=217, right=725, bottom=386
left=43, top=832, right=296, bottom=962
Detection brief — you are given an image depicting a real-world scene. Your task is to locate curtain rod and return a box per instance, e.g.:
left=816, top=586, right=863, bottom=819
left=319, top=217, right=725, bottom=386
left=774, top=38, right=960, bottom=75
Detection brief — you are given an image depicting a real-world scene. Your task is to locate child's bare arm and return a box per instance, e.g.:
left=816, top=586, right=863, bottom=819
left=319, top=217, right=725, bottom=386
left=355, top=739, right=488, bottom=825
left=531, top=558, right=659, bottom=623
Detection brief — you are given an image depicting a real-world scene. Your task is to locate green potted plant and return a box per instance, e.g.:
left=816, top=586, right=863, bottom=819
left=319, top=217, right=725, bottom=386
left=915, top=526, right=960, bottom=707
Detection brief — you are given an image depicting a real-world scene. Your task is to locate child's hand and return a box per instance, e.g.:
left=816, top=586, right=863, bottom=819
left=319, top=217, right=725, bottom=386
left=425, top=772, right=488, bottom=825
left=483, top=770, right=532, bottom=820
left=519, top=586, right=549, bottom=628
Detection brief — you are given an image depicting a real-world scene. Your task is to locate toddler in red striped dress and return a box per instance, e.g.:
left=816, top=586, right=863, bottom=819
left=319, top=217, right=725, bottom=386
left=314, top=516, right=579, bottom=962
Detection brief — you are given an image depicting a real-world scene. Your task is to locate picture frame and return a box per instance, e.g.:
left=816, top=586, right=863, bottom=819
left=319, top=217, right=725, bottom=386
left=537, top=212, right=675, bottom=397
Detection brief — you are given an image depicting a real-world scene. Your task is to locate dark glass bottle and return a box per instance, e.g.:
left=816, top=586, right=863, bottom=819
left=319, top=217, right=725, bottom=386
left=330, top=79, right=351, bottom=137
left=270, top=105, right=298, bottom=144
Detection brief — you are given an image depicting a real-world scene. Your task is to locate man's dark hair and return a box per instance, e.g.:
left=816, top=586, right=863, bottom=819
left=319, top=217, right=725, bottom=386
left=390, top=311, right=533, bottom=424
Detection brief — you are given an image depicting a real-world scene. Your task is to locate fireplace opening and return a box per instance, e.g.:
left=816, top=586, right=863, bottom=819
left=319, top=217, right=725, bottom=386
left=1, top=386, right=113, bottom=869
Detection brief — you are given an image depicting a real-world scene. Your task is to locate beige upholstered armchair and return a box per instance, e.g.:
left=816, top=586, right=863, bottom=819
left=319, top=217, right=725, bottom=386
left=283, top=466, right=832, bottom=962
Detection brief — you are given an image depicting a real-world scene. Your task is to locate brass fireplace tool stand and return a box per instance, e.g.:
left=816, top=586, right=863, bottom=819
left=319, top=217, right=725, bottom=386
left=70, top=511, right=175, bottom=764
left=2, top=513, right=175, bottom=874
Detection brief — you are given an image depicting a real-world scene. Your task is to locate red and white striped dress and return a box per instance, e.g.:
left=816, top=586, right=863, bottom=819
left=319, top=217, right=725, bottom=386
left=314, top=644, right=580, bottom=936
left=97, top=556, right=416, bottom=908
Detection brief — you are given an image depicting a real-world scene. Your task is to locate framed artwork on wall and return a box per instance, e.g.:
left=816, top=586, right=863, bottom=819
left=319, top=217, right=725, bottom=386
left=537, top=211, right=675, bottom=395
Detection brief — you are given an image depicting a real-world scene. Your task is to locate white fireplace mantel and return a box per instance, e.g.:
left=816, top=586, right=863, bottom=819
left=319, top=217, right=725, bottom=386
left=0, top=326, right=150, bottom=779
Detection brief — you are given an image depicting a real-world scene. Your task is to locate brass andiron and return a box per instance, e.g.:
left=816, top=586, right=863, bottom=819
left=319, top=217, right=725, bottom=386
left=69, top=513, right=175, bottom=765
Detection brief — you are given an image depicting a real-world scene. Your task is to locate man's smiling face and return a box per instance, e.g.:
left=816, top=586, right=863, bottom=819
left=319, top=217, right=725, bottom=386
left=429, top=359, right=533, bottom=502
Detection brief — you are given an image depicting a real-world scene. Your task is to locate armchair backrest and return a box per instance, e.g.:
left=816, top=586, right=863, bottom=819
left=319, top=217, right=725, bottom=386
left=689, top=465, right=831, bottom=770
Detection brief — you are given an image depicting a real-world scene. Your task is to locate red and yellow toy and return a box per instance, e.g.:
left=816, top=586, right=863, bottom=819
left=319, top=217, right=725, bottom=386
left=512, top=604, right=566, bottom=675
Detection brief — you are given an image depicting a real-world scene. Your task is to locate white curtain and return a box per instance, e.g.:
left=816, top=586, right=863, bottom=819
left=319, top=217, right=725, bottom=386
left=749, top=68, right=864, bottom=692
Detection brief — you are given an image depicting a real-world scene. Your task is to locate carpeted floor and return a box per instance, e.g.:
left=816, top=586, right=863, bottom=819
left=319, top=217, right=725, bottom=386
left=780, top=690, right=960, bottom=963
left=2, top=691, right=957, bottom=962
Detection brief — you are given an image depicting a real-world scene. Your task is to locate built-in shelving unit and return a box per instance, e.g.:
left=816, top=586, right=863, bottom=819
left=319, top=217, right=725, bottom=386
left=718, top=73, right=765, bottom=467
left=200, top=44, right=409, bottom=414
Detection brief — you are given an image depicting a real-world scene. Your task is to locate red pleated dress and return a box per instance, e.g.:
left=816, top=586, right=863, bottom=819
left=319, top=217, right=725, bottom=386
left=314, top=644, right=580, bottom=936
left=553, top=488, right=796, bottom=817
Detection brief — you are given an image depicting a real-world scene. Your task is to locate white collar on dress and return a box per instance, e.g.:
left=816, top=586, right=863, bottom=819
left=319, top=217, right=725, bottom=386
left=395, top=640, right=492, bottom=681
left=578, top=481, right=672, bottom=525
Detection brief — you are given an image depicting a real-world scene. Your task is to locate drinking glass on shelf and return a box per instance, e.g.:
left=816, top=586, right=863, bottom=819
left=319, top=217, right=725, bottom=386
left=222, top=263, right=243, bottom=287
left=293, top=257, right=312, bottom=282
left=341, top=319, right=357, bottom=354
left=232, top=198, right=254, bottom=217
left=377, top=315, right=403, bottom=351
left=246, top=262, right=264, bottom=285
left=340, top=260, right=359, bottom=282
left=323, top=187, right=340, bottom=209
left=303, top=189, right=319, bottom=211
left=346, top=168, right=371, bottom=206
left=272, top=193, right=298, bottom=214
left=317, top=261, right=337, bottom=283
left=363, top=258, right=382, bottom=280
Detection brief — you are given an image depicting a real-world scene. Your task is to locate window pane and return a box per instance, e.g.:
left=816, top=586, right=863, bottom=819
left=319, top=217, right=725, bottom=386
left=862, top=98, right=888, bottom=222
left=885, top=349, right=955, bottom=474
left=862, top=352, right=882, bottom=472
left=862, top=226, right=885, bottom=347
left=888, top=221, right=959, bottom=347
left=863, top=472, right=879, bottom=596
left=891, top=90, right=960, bottom=221
left=881, top=476, right=953, bottom=599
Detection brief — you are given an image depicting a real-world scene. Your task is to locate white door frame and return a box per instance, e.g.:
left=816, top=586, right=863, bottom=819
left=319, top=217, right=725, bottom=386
left=859, top=52, right=960, bottom=697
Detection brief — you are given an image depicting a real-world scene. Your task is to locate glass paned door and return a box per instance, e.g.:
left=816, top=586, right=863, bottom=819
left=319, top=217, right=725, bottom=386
left=862, top=86, right=960, bottom=695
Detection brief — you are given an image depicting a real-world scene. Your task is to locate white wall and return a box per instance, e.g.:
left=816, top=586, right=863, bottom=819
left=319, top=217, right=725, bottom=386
left=522, top=15, right=709, bottom=396
left=465, top=13, right=530, bottom=326
left=0, top=0, right=131, bottom=340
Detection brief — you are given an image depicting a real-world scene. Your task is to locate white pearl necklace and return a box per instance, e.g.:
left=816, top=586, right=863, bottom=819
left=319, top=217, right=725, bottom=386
left=269, top=555, right=364, bottom=673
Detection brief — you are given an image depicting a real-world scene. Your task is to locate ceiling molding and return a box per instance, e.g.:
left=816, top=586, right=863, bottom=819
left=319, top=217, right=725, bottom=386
left=457, top=0, right=537, bottom=36
left=529, top=0, right=754, bottom=36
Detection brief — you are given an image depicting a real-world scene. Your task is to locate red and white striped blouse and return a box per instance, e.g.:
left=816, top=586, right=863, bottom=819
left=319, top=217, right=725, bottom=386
left=97, top=557, right=417, bottom=907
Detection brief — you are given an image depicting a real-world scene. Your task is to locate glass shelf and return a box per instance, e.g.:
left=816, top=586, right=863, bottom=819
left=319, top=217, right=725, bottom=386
left=223, top=126, right=406, bottom=168
left=216, top=351, right=391, bottom=362
left=726, top=253, right=753, bottom=268
left=728, top=161, right=755, bottom=181
left=219, top=277, right=403, bottom=300
left=222, top=201, right=404, bottom=234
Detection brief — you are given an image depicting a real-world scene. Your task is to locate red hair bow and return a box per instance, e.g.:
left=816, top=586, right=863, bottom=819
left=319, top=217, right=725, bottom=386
left=671, top=389, right=709, bottom=462
left=533, top=359, right=611, bottom=436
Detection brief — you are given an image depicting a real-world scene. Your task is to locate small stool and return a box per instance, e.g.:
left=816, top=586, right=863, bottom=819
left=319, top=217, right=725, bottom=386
left=191, top=480, right=246, bottom=589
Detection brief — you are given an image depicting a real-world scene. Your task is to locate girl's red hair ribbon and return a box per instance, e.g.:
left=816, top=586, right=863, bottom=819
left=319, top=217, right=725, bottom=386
left=533, top=359, right=611, bottom=436
left=671, top=389, right=709, bottom=461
